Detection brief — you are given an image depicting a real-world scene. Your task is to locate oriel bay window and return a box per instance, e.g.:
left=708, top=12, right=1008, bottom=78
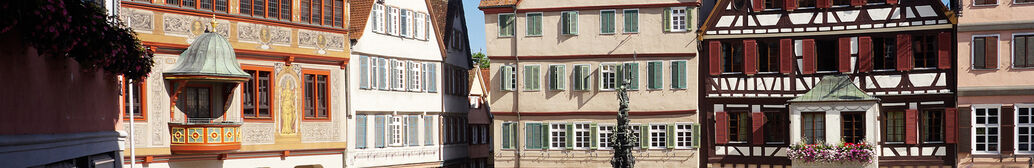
left=841, top=112, right=865, bottom=143
left=178, top=86, right=213, bottom=119
left=922, top=109, right=944, bottom=143
left=802, top=112, right=825, bottom=144
left=729, top=112, right=751, bottom=143
left=242, top=68, right=273, bottom=120
left=974, top=106, right=1001, bottom=154
left=240, top=0, right=290, bottom=20
left=304, top=71, right=330, bottom=120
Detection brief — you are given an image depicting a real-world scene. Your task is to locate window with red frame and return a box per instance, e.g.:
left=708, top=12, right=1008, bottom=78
left=242, top=69, right=273, bottom=119
left=165, top=0, right=227, bottom=12
left=239, top=0, right=291, bottom=20
left=123, top=80, right=145, bottom=120
left=304, top=73, right=330, bottom=120
left=299, top=0, right=344, bottom=27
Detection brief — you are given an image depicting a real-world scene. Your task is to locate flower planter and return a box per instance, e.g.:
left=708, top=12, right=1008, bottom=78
left=788, top=143, right=876, bottom=168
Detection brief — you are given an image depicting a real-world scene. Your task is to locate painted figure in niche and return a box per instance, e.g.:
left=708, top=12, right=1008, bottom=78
left=278, top=74, right=298, bottom=135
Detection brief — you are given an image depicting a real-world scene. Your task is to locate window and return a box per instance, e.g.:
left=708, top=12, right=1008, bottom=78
left=649, top=124, right=667, bottom=149
left=975, top=0, right=997, bottom=5
left=425, top=116, right=434, bottom=146
left=1018, top=105, right=1034, bottom=153
left=801, top=112, right=825, bottom=144
left=298, top=0, right=343, bottom=26
left=178, top=86, right=212, bottom=118
left=867, top=0, right=884, bottom=3
left=647, top=61, right=663, bottom=89
left=913, top=34, right=938, bottom=69
left=834, top=0, right=850, bottom=6
left=356, top=115, right=367, bottom=149
left=526, top=13, right=542, bottom=36
left=498, top=13, right=514, bottom=37
left=573, top=65, right=591, bottom=91
left=561, top=11, right=579, bottom=35
left=974, top=105, right=1001, bottom=154
left=722, top=41, right=745, bottom=73
left=599, top=125, right=615, bottom=149
left=371, top=4, right=384, bottom=33
left=550, top=123, right=567, bottom=149
left=122, top=80, right=145, bottom=120
left=523, top=65, right=540, bottom=91
left=423, top=63, right=438, bottom=92
left=676, top=124, right=693, bottom=148
left=885, top=111, right=905, bottom=143
left=1014, top=34, right=1034, bottom=68
left=501, top=65, right=516, bottom=91
left=798, top=0, right=816, bottom=8
left=873, top=37, right=897, bottom=70
left=816, top=39, right=838, bottom=72
left=239, top=0, right=288, bottom=19
left=729, top=112, right=751, bottom=142
left=303, top=72, right=330, bottom=120
left=622, top=63, right=640, bottom=90
left=548, top=65, right=566, bottom=90
left=631, top=124, right=642, bottom=148
left=670, top=7, right=687, bottom=32
left=758, top=41, right=780, bottom=73
left=764, top=112, right=788, bottom=144
left=524, top=123, right=544, bottom=149
left=386, top=7, right=396, bottom=35
left=401, top=10, right=410, bottom=37
left=670, top=61, right=687, bottom=89
left=242, top=68, right=272, bottom=120
left=574, top=123, right=591, bottom=149
left=600, top=64, right=618, bottom=90
left=623, top=9, right=638, bottom=33
left=414, top=13, right=424, bottom=39
left=390, top=116, right=403, bottom=146
left=841, top=112, right=865, bottom=143
left=764, top=0, right=783, bottom=9
left=408, top=61, right=422, bottom=91
left=600, top=10, right=616, bottom=34
left=973, top=35, right=999, bottom=69
left=922, top=110, right=944, bottom=143
left=392, top=60, right=405, bottom=90
left=167, top=0, right=226, bottom=12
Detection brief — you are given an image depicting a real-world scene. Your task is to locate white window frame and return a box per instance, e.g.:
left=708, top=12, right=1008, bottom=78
left=523, top=64, right=541, bottom=91
left=411, top=61, right=423, bottom=91
left=631, top=124, right=642, bottom=149
left=622, top=9, right=639, bottom=33
left=388, top=7, right=399, bottom=36
left=573, top=123, right=591, bottom=150
left=649, top=124, right=667, bottom=149
left=498, top=13, right=515, bottom=37
left=502, top=65, right=516, bottom=91
left=973, top=104, right=1002, bottom=154
left=550, top=123, right=567, bottom=150
left=675, top=123, right=693, bottom=149
left=560, top=11, right=579, bottom=35
left=599, top=10, right=616, bottom=35
left=973, top=0, right=999, bottom=6
left=598, top=124, right=615, bottom=150
left=414, top=12, right=424, bottom=40
left=526, top=12, right=543, bottom=37
left=391, top=116, right=403, bottom=146
left=393, top=59, right=406, bottom=91
left=367, top=56, right=379, bottom=89
left=670, top=7, right=687, bottom=32
left=972, top=34, right=1001, bottom=70
left=400, top=9, right=410, bottom=38
left=1017, top=104, right=1034, bottom=154
left=372, top=4, right=384, bottom=33
left=548, top=64, right=566, bottom=91
left=599, top=63, right=618, bottom=91
left=1011, top=33, right=1034, bottom=69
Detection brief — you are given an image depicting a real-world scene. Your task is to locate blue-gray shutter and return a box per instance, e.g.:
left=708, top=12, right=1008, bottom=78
left=357, top=115, right=367, bottom=149
left=379, top=58, right=388, bottom=90
left=428, top=64, right=438, bottom=92
left=360, top=56, right=369, bottom=89
left=425, top=116, right=434, bottom=146
left=409, top=116, right=419, bottom=146
left=375, top=115, right=385, bottom=148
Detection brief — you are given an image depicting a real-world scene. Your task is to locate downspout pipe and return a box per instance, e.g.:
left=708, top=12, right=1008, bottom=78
left=511, top=6, right=522, bottom=168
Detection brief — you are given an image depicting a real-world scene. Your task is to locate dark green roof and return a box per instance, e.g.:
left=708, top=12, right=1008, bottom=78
left=788, top=75, right=879, bottom=102
left=163, top=32, right=250, bottom=80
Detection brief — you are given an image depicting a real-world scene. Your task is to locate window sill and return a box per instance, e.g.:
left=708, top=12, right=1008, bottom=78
left=623, top=31, right=639, bottom=34
left=526, top=34, right=542, bottom=37
left=522, top=89, right=541, bottom=92
left=1012, top=66, right=1034, bottom=69
left=721, top=72, right=744, bottom=75
left=601, top=32, right=616, bottom=35
left=971, top=68, right=999, bottom=70
left=923, top=141, right=945, bottom=144
left=972, top=4, right=999, bottom=7
left=762, top=8, right=783, bottom=11
left=670, top=30, right=688, bottom=33
left=498, top=35, right=514, bottom=38
left=884, top=142, right=905, bottom=144
left=1015, top=1, right=1034, bottom=5
left=913, top=67, right=937, bottom=70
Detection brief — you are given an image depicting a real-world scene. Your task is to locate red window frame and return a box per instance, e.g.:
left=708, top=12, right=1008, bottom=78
left=164, top=0, right=227, bottom=12
left=302, top=70, right=332, bottom=121
left=299, top=0, right=345, bottom=27
left=122, top=78, right=148, bottom=121
left=241, top=65, right=276, bottom=121
left=239, top=0, right=292, bottom=20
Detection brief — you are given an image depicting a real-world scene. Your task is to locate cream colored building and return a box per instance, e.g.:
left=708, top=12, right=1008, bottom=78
left=479, top=0, right=702, bottom=167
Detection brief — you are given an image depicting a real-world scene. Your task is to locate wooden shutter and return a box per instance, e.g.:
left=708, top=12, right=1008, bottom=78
left=851, top=0, right=864, bottom=6
left=887, top=0, right=898, bottom=4
left=780, top=39, right=793, bottom=74
left=360, top=56, right=369, bottom=89
left=897, top=34, right=912, bottom=71
left=752, top=112, right=765, bottom=145
left=744, top=40, right=759, bottom=75
left=905, top=109, right=918, bottom=144
left=524, top=123, right=534, bottom=149
left=716, top=111, right=729, bottom=144
left=986, top=36, right=998, bottom=69
left=839, top=37, right=852, bottom=73
left=667, top=124, right=676, bottom=149
left=640, top=126, right=650, bottom=149
left=937, top=33, right=951, bottom=70
left=501, top=66, right=512, bottom=91
left=566, top=123, right=574, bottom=149
left=803, top=39, right=817, bottom=74
left=629, top=63, right=639, bottom=90
left=946, top=108, right=957, bottom=144
left=859, top=36, right=873, bottom=72
left=818, top=0, right=831, bottom=8
left=692, top=124, right=701, bottom=148
left=753, top=0, right=764, bottom=11
left=590, top=123, right=599, bottom=149
left=678, top=62, right=687, bottom=89
left=785, top=0, right=798, bottom=11
left=1003, top=105, right=1016, bottom=153
left=502, top=123, right=511, bottom=149
left=709, top=41, right=722, bottom=75
left=663, top=8, right=671, bottom=32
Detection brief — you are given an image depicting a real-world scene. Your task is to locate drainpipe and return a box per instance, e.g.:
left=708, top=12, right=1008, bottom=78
left=129, top=78, right=136, bottom=168
left=511, top=6, right=522, bottom=168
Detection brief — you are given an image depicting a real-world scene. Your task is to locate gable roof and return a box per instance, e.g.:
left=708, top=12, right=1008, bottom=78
left=348, top=0, right=375, bottom=40
left=789, top=75, right=878, bottom=102
left=428, top=0, right=449, bottom=58
left=478, top=0, right=519, bottom=8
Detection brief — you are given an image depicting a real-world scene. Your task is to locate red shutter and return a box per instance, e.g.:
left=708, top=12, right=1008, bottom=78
left=716, top=111, right=729, bottom=144
left=753, top=0, right=764, bottom=11
left=905, top=109, right=918, bottom=144
left=818, top=0, right=831, bottom=8
left=887, top=0, right=898, bottom=4
left=785, top=0, right=798, bottom=11
left=938, top=32, right=951, bottom=70
left=780, top=39, right=793, bottom=74
left=946, top=108, right=957, bottom=144
left=986, top=36, right=998, bottom=69
left=745, top=40, right=759, bottom=75
left=897, top=34, right=912, bottom=71
left=858, top=36, right=873, bottom=72
left=710, top=41, right=722, bottom=75
left=851, top=0, right=864, bottom=6
left=803, top=39, right=817, bottom=74
left=839, top=37, right=852, bottom=73
left=752, top=112, right=765, bottom=145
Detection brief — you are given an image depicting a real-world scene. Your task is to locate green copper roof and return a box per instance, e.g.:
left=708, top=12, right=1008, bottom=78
left=163, top=32, right=251, bottom=80
left=788, top=75, right=879, bottom=102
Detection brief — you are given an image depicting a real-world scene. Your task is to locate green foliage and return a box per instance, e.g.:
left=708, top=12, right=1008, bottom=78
left=471, top=51, right=489, bottom=69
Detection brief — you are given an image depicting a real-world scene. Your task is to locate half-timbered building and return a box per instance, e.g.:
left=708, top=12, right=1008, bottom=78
left=698, top=0, right=958, bottom=166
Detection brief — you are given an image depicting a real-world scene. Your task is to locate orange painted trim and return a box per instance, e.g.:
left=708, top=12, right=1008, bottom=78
left=164, top=75, right=251, bottom=81
left=481, top=2, right=702, bottom=14
left=121, top=1, right=349, bottom=33
left=488, top=53, right=697, bottom=60
left=121, top=77, right=149, bottom=122
left=491, top=110, right=697, bottom=116
left=124, top=148, right=348, bottom=164
left=239, top=65, right=277, bottom=122
left=143, top=41, right=349, bottom=66
left=170, top=143, right=243, bottom=154
left=301, top=69, right=333, bottom=121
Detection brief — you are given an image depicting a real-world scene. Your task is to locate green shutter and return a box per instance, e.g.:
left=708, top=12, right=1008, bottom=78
left=649, top=62, right=662, bottom=89
left=687, top=8, right=694, bottom=30
left=542, top=123, right=550, bottom=149
left=692, top=123, right=701, bottom=148
left=671, top=62, right=678, bottom=88
left=511, top=123, right=518, bottom=149
left=571, top=12, right=579, bottom=35
left=566, top=123, right=574, bottom=150
left=626, top=63, right=639, bottom=90
left=502, top=123, right=510, bottom=149
left=663, top=8, right=671, bottom=32
left=525, top=123, right=534, bottom=149
left=667, top=124, right=675, bottom=149
left=502, top=66, right=512, bottom=91
left=523, top=66, right=532, bottom=90
left=678, top=61, right=687, bottom=89
left=590, top=123, right=599, bottom=149
left=572, top=66, right=582, bottom=90
left=616, top=64, right=625, bottom=89
left=557, top=66, right=565, bottom=90
left=640, top=125, right=650, bottom=149
left=581, top=66, right=590, bottom=90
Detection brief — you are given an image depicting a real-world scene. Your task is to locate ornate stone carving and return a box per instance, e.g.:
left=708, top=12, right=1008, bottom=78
left=300, top=122, right=340, bottom=142
left=237, top=22, right=291, bottom=49
left=240, top=123, right=276, bottom=144
left=119, top=8, right=154, bottom=33
left=298, top=29, right=346, bottom=55
left=162, top=14, right=230, bottom=43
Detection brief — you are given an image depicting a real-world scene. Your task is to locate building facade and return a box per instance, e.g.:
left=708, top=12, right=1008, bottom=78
left=699, top=0, right=957, bottom=167
left=117, top=0, right=350, bottom=167
left=468, top=67, right=494, bottom=168
left=480, top=0, right=703, bottom=167
left=956, top=0, right=1034, bottom=166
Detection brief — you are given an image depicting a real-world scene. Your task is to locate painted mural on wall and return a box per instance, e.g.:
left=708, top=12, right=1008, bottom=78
left=275, top=63, right=302, bottom=135
left=162, top=13, right=230, bottom=43
left=298, top=29, right=346, bottom=55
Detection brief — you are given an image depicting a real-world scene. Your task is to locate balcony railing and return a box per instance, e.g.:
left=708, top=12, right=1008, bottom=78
left=169, top=118, right=242, bottom=154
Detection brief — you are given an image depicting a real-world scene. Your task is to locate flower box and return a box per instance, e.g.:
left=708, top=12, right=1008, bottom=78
left=788, top=142, right=875, bottom=168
